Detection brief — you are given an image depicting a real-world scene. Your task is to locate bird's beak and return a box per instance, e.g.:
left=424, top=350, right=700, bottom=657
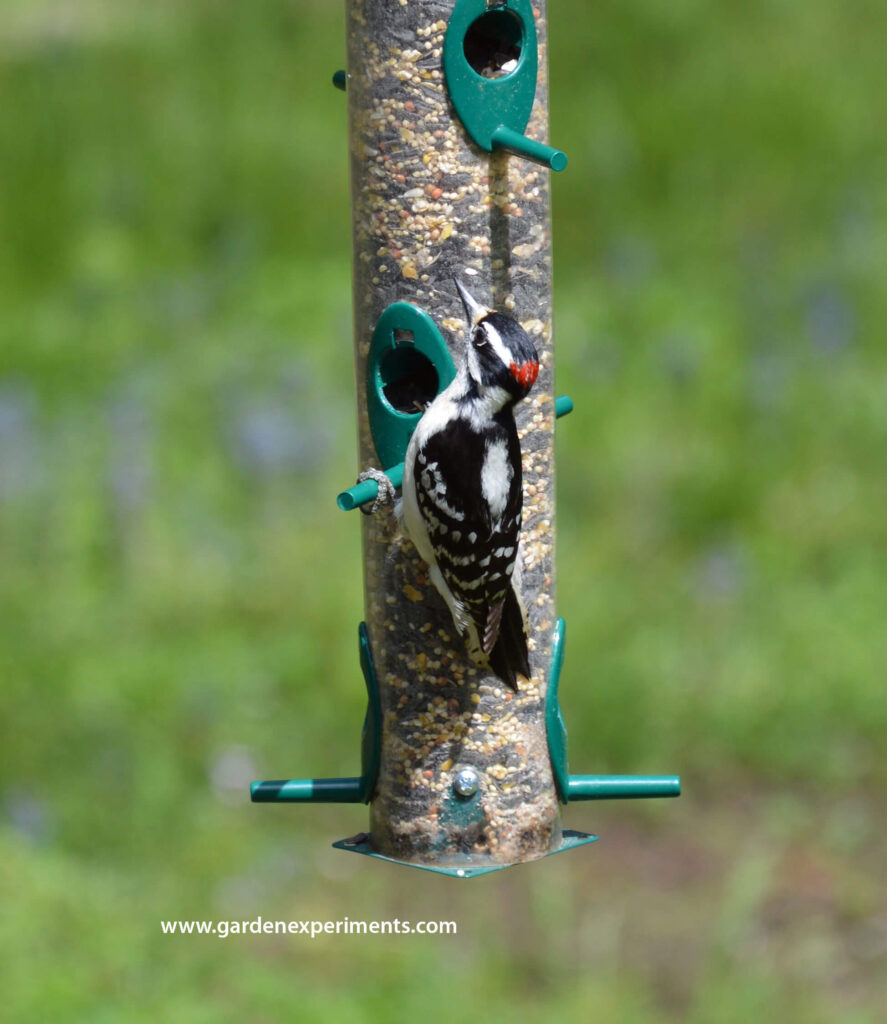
left=455, top=278, right=488, bottom=328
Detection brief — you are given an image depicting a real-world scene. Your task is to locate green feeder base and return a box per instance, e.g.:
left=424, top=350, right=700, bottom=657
left=332, top=828, right=598, bottom=878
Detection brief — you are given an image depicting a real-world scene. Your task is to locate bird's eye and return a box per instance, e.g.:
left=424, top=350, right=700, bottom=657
left=472, top=328, right=487, bottom=348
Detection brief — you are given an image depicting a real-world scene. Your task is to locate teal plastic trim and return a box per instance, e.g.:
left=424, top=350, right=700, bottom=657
left=332, top=69, right=346, bottom=91
left=545, top=616, right=682, bottom=804
left=332, top=828, right=598, bottom=878
left=366, top=303, right=456, bottom=469
left=250, top=622, right=382, bottom=805
left=339, top=394, right=574, bottom=511
left=443, top=0, right=566, bottom=170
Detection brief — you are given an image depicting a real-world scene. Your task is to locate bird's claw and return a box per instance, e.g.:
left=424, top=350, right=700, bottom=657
left=356, top=467, right=397, bottom=516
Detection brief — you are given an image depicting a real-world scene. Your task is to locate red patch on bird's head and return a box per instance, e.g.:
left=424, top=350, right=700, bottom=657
left=510, top=359, right=539, bottom=391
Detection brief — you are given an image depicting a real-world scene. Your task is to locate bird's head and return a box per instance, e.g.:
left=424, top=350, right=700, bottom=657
left=455, top=279, right=540, bottom=406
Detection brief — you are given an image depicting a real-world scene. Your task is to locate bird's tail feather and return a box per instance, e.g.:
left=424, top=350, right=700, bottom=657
left=488, top=584, right=530, bottom=690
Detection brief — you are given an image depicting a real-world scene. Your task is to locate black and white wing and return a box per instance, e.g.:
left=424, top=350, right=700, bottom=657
left=412, top=415, right=524, bottom=667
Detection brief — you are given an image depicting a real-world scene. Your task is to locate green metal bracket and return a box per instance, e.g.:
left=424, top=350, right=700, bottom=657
left=443, top=0, right=566, bottom=171
left=332, top=828, right=598, bottom=878
left=366, top=302, right=457, bottom=470
left=356, top=622, right=382, bottom=801
left=547, top=617, right=571, bottom=801
left=250, top=622, right=382, bottom=805
left=338, top=393, right=574, bottom=511
left=545, top=618, right=682, bottom=803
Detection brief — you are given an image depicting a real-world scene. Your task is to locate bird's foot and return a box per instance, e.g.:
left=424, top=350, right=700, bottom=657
left=356, top=467, right=398, bottom=516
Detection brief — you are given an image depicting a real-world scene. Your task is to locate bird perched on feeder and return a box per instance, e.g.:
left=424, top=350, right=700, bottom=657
left=398, top=279, right=540, bottom=688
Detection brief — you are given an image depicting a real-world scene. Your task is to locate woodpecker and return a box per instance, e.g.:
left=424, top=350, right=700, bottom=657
left=399, top=279, right=540, bottom=688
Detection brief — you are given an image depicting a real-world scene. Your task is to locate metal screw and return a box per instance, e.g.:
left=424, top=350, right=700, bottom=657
left=453, top=767, right=479, bottom=798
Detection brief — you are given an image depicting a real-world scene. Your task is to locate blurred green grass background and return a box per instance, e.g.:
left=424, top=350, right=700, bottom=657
left=1, top=0, right=885, bottom=1020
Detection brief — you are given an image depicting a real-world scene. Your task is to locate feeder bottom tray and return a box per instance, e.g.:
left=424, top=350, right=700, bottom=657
left=332, top=828, right=598, bottom=878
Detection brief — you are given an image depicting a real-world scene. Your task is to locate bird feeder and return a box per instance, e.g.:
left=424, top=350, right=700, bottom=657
left=251, top=0, right=680, bottom=878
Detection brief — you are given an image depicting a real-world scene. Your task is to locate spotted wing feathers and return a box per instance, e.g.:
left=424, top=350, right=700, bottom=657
left=412, top=416, right=529, bottom=687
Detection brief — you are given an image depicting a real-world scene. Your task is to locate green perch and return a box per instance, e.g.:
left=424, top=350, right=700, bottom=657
left=567, top=775, right=681, bottom=800
left=251, top=778, right=363, bottom=803
left=491, top=125, right=567, bottom=172
left=250, top=774, right=679, bottom=805
left=250, top=615, right=681, bottom=807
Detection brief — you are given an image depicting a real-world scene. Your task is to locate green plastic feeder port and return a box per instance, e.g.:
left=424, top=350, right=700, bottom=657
left=366, top=302, right=456, bottom=469
left=443, top=0, right=567, bottom=171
